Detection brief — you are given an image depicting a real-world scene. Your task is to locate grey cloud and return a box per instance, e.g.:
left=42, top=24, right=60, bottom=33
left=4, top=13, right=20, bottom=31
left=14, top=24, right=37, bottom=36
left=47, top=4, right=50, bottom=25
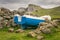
left=0, top=0, right=29, bottom=4
left=0, top=0, right=60, bottom=10
left=38, top=0, right=60, bottom=5
left=0, top=0, right=60, bottom=5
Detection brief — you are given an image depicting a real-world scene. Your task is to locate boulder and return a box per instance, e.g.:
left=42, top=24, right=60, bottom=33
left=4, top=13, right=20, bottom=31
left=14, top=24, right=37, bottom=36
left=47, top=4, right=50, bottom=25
left=0, top=16, right=3, bottom=21
left=39, top=22, right=48, bottom=26
left=18, top=7, right=26, bottom=15
left=34, top=30, right=41, bottom=34
left=15, top=29, right=24, bottom=33
left=0, top=27, right=3, bottom=29
left=50, top=21, right=58, bottom=28
left=0, top=22, right=3, bottom=28
left=10, top=15, right=13, bottom=18
left=36, top=35, right=44, bottom=40
left=45, top=23, right=54, bottom=28
left=0, top=7, right=11, bottom=14
left=41, top=28, right=51, bottom=34
left=11, top=22, right=17, bottom=27
left=2, top=20, right=8, bottom=27
left=39, top=26, right=46, bottom=31
left=27, top=4, right=39, bottom=12
left=4, top=16, right=11, bottom=20
left=28, top=31, right=37, bottom=37
left=8, top=28, right=14, bottom=32
left=18, top=7, right=26, bottom=13
left=10, top=19, right=17, bottom=27
left=0, top=21, right=3, bottom=29
left=6, top=23, right=11, bottom=27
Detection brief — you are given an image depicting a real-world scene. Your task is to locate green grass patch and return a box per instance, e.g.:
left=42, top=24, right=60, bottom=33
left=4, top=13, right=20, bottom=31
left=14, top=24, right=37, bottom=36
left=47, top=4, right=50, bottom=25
left=0, top=26, right=60, bottom=40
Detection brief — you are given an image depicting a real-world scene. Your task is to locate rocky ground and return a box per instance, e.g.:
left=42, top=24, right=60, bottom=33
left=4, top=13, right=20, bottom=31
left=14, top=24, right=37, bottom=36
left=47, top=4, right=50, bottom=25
left=27, top=20, right=60, bottom=40
left=0, top=7, right=16, bottom=28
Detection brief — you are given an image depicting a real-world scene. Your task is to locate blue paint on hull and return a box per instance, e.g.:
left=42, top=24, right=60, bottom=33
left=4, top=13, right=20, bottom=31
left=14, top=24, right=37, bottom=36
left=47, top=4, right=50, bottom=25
left=14, top=16, right=45, bottom=29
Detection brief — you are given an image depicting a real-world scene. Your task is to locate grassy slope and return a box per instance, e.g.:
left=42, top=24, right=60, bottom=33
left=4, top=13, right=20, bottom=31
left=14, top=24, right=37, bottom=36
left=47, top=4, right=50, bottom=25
left=32, top=6, right=60, bottom=18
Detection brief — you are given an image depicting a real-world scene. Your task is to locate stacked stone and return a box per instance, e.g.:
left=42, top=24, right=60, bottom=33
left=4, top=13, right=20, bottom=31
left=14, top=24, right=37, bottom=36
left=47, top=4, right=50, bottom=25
left=0, top=7, right=27, bottom=29
left=0, top=7, right=18, bottom=29
left=27, top=20, right=59, bottom=40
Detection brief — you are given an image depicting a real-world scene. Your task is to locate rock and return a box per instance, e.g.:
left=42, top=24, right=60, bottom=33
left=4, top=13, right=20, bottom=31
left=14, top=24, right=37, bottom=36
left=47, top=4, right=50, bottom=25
left=10, top=15, right=14, bottom=19
left=8, top=28, right=14, bottom=32
left=0, top=22, right=3, bottom=28
left=15, top=29, right=24, bottom=33
left=55, top=20, right=60, bottom=24
left=11, top=22, right=17, bottom=27
left=0, top=27, right=3, bottom=29
left=50, top=21, right=58, bottom=28
left=4, top=16, right=11, bottom=20
left=18, top=7, right=26, bottom=13
left=27, top=4, right=39, bottom=12
left=18, top=7, right=26, bottom=15
left=39, top=26, right=46, bottom=31
left=34, top=30, right=41, bottom=34
left=2, top=20, right=8, bottom=27
left=12, top=10, right=19, bottom=14
left=0, top=16, right=3, bottom=21
left=10, top=19, right=17, bottom=27
left=6, top=23, right=11, bottom=27
left=0, top=7, right=11, bottom=14
left=6, top=19, right=13, bottom=27
left=36, top=35, right=44, bottom=40
left=39, top=22, right=48, bottom=26
left=41, top=28, right=51, bottom=34
left=36, top=26, right=44, bottom=32
left=53, top=20, right=59, bottom=24
left=5, top=20, right=11, bottom=27
left=45, top=23, right=54, bottom=28
left=28, top=31, right=37, bottom=37
left=4, top=13, right=8, bottom=15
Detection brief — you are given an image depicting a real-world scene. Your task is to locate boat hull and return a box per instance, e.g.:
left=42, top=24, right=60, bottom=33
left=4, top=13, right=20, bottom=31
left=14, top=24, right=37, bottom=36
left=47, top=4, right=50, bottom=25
left=14, top=16, right=45, bottom=29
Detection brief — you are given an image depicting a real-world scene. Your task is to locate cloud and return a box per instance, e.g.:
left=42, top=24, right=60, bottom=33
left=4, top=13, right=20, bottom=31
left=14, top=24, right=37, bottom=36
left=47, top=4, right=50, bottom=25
left=0, top=0, right=60, bottom=10
left=0, top=0, right=29, bottom=4
left=0, top=4, right=28, bottom=10
left=0, top=0, right=60, bottom=5
left=38, top=0, right=60, bottom=5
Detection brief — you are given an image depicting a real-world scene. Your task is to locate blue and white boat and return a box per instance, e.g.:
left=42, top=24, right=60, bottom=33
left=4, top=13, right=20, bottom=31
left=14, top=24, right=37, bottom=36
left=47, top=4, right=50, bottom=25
left=13, top=14, right=51, bottom=29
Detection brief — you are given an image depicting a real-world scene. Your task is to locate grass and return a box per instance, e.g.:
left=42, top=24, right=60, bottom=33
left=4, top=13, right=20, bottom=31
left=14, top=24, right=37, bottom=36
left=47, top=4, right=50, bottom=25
left=0, top=25, right=60, bottom=40
left=44, top=26, right=60, bottom=40
left=0, top=28, right=37, bottom=40
left=0, top=32, right=37, bottom=40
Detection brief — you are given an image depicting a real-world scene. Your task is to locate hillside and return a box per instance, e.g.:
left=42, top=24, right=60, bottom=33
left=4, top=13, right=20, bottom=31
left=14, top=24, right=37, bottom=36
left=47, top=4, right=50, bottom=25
left=50, top=6, right=60, bottom=18
left=31, top=5, right=60, bottom=19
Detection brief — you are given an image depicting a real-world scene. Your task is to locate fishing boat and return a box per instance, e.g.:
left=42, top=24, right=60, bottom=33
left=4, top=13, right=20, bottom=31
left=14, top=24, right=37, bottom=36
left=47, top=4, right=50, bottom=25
left=13, top=14, right=51, bottom=29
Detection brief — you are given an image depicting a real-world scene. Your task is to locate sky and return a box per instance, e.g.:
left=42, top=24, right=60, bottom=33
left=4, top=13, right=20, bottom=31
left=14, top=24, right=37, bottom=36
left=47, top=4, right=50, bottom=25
left=0, top=0, right=60, bottom=10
